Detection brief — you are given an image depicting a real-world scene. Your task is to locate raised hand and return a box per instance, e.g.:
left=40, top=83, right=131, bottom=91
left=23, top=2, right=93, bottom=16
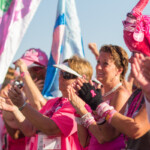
left=67, top=85, right=85, bottom=111
left=142, top=57, right=150, bottom=82
left=77, top=78, right=103, bottom=110
left=0, top=84, right=11, bottom=98
left=131, top=53, right=150, bottom=100
left=0, top=97, right=16, bottom=112
left=88, top=43, right=99, bottom=60
left=8, top=85, right=26, bottom=107
left=15, top=59, right=28, bottom=73
left=33, top=79, right=44, bottom=91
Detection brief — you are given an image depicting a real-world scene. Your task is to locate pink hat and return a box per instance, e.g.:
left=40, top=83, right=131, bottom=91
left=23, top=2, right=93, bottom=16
left=17, top=48, right=48, bottom=67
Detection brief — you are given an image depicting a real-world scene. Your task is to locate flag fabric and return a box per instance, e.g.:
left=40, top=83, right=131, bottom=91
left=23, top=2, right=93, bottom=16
left=0, top=0, right=41, bottom=88
left=42, top=0, right=85, bottom=98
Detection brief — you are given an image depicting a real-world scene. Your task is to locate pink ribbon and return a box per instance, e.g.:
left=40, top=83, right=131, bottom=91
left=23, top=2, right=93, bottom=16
left=90, top=90, right=96, bottom=97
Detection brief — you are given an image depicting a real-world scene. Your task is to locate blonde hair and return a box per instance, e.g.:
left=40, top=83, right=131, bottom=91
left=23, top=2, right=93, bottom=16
left=100, top=45, right=128, bottom=81
left=64, top=55, right=93, bottom=81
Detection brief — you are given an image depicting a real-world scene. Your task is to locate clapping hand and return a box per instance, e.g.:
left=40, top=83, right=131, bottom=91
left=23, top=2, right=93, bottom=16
left=0, top=96, right=15, bottom=112
left=131, top=53, right=150, bottom=101
left=15, top=59, right=28, bottom=73
left=75, top=77, right=103, bottom=110
left=8, top=85, right=26, bottom=108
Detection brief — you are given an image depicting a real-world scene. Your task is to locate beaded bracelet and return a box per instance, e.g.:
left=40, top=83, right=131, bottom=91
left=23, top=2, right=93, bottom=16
left=75, top=113, right=95, bottom=128
left=18, top=102, right=27, bottom=111
left=81, top=112, right=95, bottom=128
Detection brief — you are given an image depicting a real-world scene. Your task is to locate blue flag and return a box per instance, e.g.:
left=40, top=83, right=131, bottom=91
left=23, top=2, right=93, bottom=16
left=42, top=0, right=85, bottom=98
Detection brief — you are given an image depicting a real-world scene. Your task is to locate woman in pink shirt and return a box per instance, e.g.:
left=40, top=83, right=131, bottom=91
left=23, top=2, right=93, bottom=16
left=0, top=55, right=93, bottom=150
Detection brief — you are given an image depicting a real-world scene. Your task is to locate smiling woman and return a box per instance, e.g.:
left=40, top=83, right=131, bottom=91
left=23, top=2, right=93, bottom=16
left=66, top=44, right=130, bottom=150
left=97, top=45, right=128, bottom=84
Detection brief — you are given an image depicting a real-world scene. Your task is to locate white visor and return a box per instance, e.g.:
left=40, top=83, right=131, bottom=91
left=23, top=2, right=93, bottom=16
left=53, top=62, right=82, bottom=78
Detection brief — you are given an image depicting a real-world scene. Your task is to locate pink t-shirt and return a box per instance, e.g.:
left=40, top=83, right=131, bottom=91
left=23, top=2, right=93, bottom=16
left=8, top=135, right=26, bottom=150
left=88, top=134, right=125, bottom=150
left=26, top=97, right=83, bottom=150
left=0, top=112, right=26, bottom=150
left=85, top=103, right=125, bottom=150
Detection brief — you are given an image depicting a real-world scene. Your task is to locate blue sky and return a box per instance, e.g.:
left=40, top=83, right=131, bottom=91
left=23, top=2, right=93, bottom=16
left=13, top=0, right=150, bottom=77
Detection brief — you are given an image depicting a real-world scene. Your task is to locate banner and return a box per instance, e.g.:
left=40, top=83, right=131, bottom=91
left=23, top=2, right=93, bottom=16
left=0, top=0, right=41, bottom=88
left=42, top=0, right=85, bottom=98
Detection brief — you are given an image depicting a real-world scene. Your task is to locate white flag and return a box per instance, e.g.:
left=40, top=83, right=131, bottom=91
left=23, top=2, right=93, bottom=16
left=0, top=0, right=41, bottom=88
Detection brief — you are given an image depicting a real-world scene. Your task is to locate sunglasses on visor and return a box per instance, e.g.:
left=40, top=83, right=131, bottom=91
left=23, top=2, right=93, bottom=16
left=60, top=71, right=77, bottom=79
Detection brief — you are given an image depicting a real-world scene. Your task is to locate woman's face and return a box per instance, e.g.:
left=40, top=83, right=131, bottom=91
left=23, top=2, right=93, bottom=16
left=59, top=71, right=76, bottom=97
left=96, top=51, right=119, bottom=84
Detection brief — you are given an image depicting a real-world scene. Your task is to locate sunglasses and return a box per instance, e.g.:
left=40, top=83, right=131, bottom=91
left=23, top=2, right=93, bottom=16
left=60, top=71, right=77, bottom=79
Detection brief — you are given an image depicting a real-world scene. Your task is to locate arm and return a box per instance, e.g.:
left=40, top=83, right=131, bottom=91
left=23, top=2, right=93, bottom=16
left=3, top=120, right=21, bottom=139
left=0, top=97, right=35, bottom=137
left=67, top=86, right=105, bottom=144
left=95, top=87, right=129, bottom=141
left=110, top=104, right=150, bottom=139
left=73, top=78, right=130, bottom=142
left=131, top=54, right=150, bottom=103
left=3, top=119, right=27, bottom=140
left=15, top=59, right=47, bottom=110
left=77, top=77, right=130, bottom=141
left=88, top=43, right=99, bottom=60
left=77, top=124, right=90, bottom=148
left=20, top=103, right=61, bottom=136
left=8, top=86, right=61, bottom=136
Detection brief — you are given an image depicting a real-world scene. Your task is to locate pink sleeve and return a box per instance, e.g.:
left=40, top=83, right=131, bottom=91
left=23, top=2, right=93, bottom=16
left=51, top=102, right=77, bottom=137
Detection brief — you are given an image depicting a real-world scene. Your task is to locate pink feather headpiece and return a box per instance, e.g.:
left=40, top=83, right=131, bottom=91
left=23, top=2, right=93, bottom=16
left=123, top=0, right=150, bottom=56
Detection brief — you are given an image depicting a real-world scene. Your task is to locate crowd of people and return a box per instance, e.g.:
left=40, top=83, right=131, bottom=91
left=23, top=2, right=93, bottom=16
left=0, top=0, right=150, bottom=150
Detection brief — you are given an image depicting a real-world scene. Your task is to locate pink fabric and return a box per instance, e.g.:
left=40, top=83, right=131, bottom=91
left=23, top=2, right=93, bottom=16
left=14, top=48, right=48, bottom=67
left=132, top=0, right=149, bottom=17
left=90, top=90, right=96, bottom=97
left=84, top=101, right=125, bottom=150
left=26, top=97, right=83, bottom=150
left=8, top=135, right=26, bottom=150
left=84, top=104, right=92, bottom=113
left=51, top=25, right=65, bottom=64
left=0, top=0, right=40, bottom=55
left=88, top=134, right=125, bottom=150
left=123, top=0, right=150, bottom=56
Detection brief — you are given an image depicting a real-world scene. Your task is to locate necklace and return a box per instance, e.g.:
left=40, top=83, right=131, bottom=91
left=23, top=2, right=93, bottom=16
left=102, top=83, right=122, bottom=97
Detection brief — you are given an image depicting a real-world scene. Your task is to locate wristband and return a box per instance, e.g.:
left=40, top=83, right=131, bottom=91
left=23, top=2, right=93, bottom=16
left=81, top=112, right=95, bottom=128
left=18, top=102, right=27, bottom=111
left=20, top=71, right=29, bottom=78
